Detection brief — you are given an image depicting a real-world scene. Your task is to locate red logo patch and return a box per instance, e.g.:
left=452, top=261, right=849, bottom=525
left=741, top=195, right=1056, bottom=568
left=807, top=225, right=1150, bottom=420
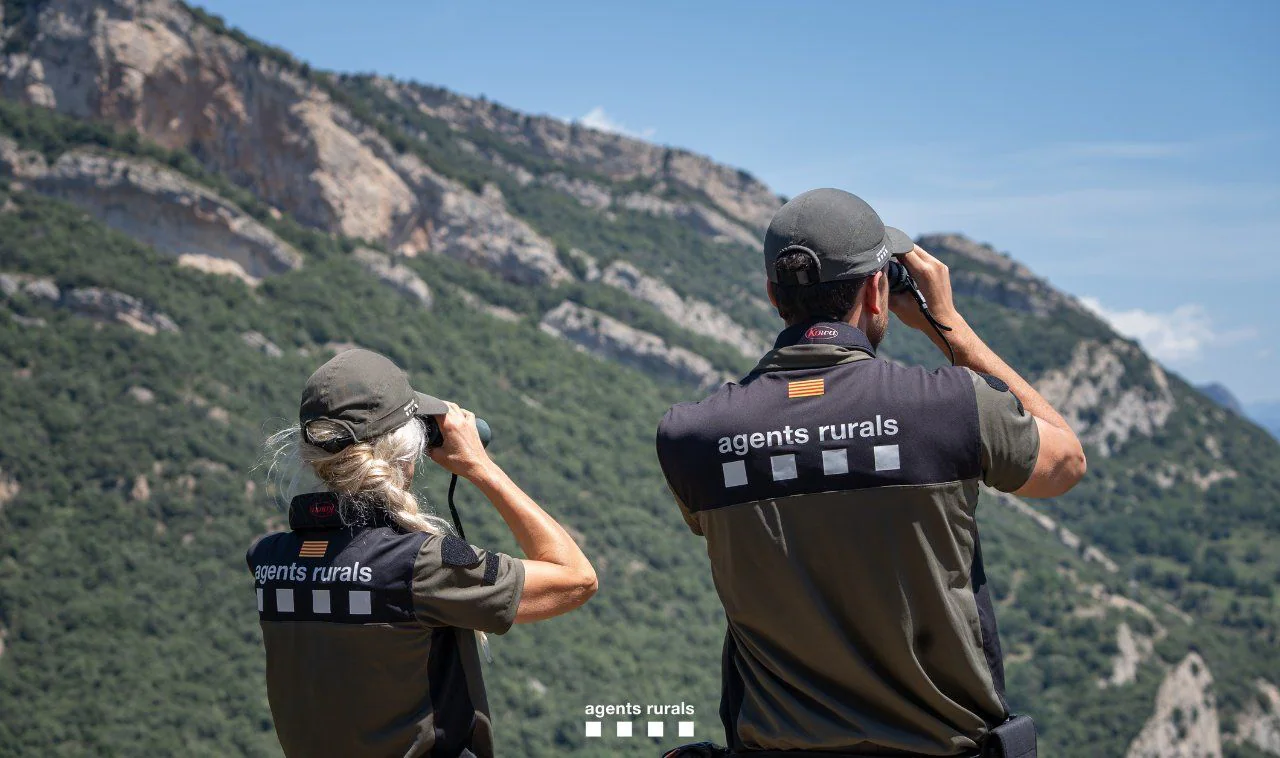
left=805, top=326, right=840, bottom=340
left=309, top=503, right=337, bottom=519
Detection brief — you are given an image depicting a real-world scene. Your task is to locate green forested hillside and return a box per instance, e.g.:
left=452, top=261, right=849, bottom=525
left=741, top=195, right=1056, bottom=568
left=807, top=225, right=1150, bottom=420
left=0, top=11, right=1276, bottom=756
left=0, top=181, right=729, bottom=755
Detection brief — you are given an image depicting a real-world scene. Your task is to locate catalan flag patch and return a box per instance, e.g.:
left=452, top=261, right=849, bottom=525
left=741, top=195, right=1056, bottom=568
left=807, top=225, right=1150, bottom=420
left=298, top=540, right=328, bottom=558
left=787, top=378, right=825, bottom=399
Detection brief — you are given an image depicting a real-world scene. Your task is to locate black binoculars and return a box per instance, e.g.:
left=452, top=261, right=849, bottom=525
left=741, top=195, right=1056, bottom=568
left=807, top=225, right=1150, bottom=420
left=424, top=416, right=492, bottom=449
left=886, top=258, right=914, bottom=295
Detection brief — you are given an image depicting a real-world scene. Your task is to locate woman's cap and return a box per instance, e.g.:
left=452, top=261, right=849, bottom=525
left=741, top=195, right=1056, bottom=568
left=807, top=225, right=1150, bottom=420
left=299, top=349, right=448, bottom=450
left=764, top=188, right=914, bottom=285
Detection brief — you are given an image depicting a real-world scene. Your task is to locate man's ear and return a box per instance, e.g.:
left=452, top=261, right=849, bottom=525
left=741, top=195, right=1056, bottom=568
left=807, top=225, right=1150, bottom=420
left=863, top=271, right=885, bottom=314
left=766, top=279, right=779, bottom=308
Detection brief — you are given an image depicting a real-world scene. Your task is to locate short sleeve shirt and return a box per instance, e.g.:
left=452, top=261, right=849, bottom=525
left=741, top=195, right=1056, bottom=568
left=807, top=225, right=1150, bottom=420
left=247, top=492, right=526, bottom=758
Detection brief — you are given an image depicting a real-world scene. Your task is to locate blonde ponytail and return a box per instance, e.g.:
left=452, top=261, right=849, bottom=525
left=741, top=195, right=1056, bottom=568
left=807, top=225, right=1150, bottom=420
left=263, top=418, right=446, bottom=535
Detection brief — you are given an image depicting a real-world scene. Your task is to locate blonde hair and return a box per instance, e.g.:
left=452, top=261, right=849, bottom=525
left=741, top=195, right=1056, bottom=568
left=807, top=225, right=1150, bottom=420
left=263, top=418, right=446, bottom=534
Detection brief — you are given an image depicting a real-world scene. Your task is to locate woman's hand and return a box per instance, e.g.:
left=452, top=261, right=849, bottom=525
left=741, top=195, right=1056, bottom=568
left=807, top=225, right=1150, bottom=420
left=427, top=402, right=495, bottom=481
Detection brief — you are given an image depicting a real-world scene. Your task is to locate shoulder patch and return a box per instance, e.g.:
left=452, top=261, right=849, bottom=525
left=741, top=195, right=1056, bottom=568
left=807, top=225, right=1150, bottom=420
left=980, top=372, right=1025, bottom=415
left=440, top=534, right=481, bottom=567
left=980, top=373, right=1009, bottom=392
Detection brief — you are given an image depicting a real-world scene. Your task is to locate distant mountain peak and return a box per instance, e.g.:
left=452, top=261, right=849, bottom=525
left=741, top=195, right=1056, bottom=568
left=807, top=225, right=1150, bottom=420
left=1197, top=382, right=1245, bottom=415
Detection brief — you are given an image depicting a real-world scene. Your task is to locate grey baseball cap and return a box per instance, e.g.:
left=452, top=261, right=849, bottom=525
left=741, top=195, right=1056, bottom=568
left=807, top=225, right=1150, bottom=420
left=299, top=348, right=448, bottom=451
left=764, top=188, right=914, bottom=285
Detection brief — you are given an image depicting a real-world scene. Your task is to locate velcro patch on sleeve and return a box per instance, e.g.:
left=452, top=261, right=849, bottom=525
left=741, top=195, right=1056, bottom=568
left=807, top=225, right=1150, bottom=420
left=980, top=373, right=1010, bottom=392
left=981, top=372, right=1025, bottom=415
left=483, top=553, right=500, bottom=586
left=440, top=534, right=481, bottom=568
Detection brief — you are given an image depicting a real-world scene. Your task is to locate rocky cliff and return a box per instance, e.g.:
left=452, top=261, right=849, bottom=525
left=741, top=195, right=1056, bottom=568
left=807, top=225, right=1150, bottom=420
left=1, top=270, right=178, bottom=333
left=371, top=77, right=781, bottom=233
left=0, top=137, right=301, bottom=282
left=539, top=300, right=724, bottom=389
left=1125, top=654, right=1222, bottom=758
left=0, top=0, right=570, bottom=286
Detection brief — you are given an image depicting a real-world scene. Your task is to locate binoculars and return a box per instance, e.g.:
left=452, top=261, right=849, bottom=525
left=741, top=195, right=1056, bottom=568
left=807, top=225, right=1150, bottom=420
left=886, top=258, right=914, bottom=295
left=424, top=416, right=492, bottom=449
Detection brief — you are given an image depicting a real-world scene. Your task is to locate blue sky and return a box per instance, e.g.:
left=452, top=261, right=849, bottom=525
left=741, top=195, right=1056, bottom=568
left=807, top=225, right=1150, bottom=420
left=197, top=0, right=1280, bottom=404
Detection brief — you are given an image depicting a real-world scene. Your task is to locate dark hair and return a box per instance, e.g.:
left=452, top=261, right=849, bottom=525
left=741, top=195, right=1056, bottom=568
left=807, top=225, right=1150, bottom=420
left=773, top=252, right=868, bottom=324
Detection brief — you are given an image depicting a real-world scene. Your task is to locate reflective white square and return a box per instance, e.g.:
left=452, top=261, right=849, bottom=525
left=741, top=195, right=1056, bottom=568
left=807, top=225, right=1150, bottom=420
left=275, top=588, right=294, bottom=613
left=256, top=588, right=263, bottom=612
left=678, top=721, right=696, bottom=737
left=770, top=454, right=797, bottom=481
left=585, top=721, right=602, bottom=738
left=616, top=721, right=633, bottom=737
left=349, top=590, right=372, bottom=615
left=312, top=589, right=331, bottom=614
left=822, top=449, right=849, bottom=475
left=647, top=721, right=664, bottom=737
left=874, top=444, right=901, bottom=471
left=722, top=460, right=748, bottom=488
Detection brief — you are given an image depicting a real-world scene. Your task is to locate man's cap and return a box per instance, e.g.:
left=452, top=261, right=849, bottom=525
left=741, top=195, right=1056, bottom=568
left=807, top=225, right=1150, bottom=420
left=764, top=188, right=914, bottom=285
left=299, top=349, right=448, bottom=452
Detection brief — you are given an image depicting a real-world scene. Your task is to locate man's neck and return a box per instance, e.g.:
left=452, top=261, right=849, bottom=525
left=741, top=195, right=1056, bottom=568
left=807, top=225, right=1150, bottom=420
left=773, top=320, right=876, bottom=353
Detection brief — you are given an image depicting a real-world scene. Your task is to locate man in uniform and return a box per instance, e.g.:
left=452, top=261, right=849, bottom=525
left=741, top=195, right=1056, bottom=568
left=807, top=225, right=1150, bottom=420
left=656, top=189, right=1086, bottom=756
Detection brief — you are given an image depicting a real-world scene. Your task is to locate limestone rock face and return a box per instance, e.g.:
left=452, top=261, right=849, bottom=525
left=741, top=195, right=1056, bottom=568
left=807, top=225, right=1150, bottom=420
left=240, top=330, right=282, bottom=358
left=539, top=301, right=724, bottom=389
left=599, top=260, right=766, bottom=358
left=618, top=192, right=759, bottom=248
left=373, top=78, right=781, bottom=231
left=0, top=139, right=303, bottom=280
left=455, top=289, right=521, bottom=323
left=1125, top=653, right=1221, bottom=758
left=1229, top=680, right=1280, bottom=755
left=1106, top=622, right=1154, bottom=687
left=352, top=248, right=432, bottom=309
left=540, top=172, right=612, bottom=210
left=1035, top=340, right=1176, bottom=456
left=0, top=467, right=19, bottom=511
left=1, top=272, right=178, bottom=334
left=423, top=170, right=570, bottom=285
left=0, top=0, right=568, bottom=286
left=920, top=234, right=1084, bottom=317
left=62, top=285, right=179, bottom=334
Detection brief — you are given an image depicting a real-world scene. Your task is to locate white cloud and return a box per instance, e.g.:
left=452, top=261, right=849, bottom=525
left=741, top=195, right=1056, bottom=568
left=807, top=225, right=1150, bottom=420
left=575, top=106, right=655, bottom=139
left=1079, top=298, right=1211, bottom=362
left=1079, top=297, right=1256, bottom=364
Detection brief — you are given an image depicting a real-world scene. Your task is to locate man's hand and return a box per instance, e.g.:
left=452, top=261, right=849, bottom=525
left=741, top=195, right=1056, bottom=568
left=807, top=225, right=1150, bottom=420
left=886, top=244, right=1087, bottom=497
left=888, top=244, right=967, bottom=337
left=427, top=402, right=495, bottom=481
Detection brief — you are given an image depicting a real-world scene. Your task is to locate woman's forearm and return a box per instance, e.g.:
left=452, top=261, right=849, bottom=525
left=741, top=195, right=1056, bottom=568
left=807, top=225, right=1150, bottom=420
left=467, top=462, right=592, bottom=572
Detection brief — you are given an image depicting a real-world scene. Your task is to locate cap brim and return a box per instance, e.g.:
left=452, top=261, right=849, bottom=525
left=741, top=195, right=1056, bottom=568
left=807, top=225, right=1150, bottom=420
left=413, top=391, right=449, bottom=418
left=884, top=226, right=915, bottom=256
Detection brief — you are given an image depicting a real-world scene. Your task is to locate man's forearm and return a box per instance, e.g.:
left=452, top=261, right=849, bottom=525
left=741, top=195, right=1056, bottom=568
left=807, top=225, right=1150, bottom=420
left=928, top=316, right=1073, bottom=433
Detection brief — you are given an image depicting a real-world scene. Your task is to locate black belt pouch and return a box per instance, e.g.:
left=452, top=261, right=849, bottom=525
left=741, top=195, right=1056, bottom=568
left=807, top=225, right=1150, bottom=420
left=982, top=714, right=1036, bottom=758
